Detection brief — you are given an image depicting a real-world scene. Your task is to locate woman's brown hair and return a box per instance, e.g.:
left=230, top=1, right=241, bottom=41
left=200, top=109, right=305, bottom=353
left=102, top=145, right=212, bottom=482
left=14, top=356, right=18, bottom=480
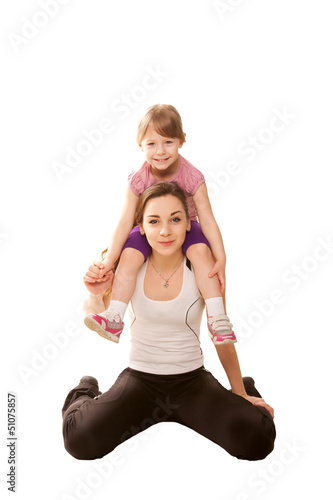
left=102, top=182, right=190, bottom=299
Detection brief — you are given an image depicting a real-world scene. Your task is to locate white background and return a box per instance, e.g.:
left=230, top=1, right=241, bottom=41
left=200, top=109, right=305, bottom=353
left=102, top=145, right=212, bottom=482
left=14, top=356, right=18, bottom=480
left=1, top=1, right=332, bottom=499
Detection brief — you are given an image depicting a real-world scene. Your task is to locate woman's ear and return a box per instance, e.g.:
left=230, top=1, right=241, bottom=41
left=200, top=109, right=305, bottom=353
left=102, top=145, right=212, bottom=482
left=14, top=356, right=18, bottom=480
left=186, top=220, right=191, bottom=232
left=139, top=224, right=145, bottom=236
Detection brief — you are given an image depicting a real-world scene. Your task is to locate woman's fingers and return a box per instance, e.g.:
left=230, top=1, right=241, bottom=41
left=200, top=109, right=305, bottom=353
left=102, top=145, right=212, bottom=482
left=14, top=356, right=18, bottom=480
left=84, top=262, right=110, bottom=282
left=243, top=395, right=275, bottom=419
left=253, top=399, right=275, bottom=419
left=83, top=270, right=114, bottom=284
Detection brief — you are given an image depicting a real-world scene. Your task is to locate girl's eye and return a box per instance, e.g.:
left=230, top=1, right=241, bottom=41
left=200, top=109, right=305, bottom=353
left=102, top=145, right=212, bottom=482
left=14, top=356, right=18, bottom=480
left=147, top=143, right=154, bottom=146
left=166, top=141, right=173, bottom=144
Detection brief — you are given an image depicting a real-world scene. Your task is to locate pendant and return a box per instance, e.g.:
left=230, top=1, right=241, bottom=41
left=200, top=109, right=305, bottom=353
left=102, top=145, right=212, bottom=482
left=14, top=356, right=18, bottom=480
left=163, top=282, right=169, bottom=288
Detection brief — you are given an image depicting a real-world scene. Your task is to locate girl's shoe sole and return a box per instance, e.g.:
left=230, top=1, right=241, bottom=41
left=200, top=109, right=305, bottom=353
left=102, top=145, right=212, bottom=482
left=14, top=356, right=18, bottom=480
left=84, top=316, right=120, bottom=343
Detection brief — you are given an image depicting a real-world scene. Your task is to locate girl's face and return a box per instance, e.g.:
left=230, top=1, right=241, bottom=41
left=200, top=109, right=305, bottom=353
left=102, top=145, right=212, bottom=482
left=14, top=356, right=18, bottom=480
left=140, top=195, right=190, bottom=257
left=140, top=126, right=183, bottom=174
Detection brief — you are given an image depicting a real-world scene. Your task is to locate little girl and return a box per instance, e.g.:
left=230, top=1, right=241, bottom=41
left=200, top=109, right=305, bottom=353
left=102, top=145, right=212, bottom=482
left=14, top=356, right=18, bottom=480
left=84, top=104, right=236, bottom=345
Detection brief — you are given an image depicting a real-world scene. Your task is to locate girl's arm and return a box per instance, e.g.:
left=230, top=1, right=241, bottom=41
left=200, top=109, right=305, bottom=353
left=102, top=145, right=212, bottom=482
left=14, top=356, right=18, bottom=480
left=192, top=183, right=226, bottom=263
left=100, top=187, right=139, bottom=271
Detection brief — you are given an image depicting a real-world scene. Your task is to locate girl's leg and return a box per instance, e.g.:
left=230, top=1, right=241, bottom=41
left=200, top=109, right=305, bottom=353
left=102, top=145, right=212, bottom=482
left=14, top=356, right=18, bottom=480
left=171, top=369, right=276, bottom=461
left=183, top=222, right=235, bottom=345
left=186, top=242, right=221, bottom=299
left=62, top=369, right=164, bottom=460
left=84, top=227, right=151, bottom=342
left=110, top=247, right=145, bottom=304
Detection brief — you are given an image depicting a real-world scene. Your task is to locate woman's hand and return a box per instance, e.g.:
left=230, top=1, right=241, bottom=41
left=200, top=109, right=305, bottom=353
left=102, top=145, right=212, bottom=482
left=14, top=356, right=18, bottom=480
left=242, top=395, right=275, bottom=419
left=83, top=261, right=114, bottom=296
left=208, top=260, right=226, bottom=293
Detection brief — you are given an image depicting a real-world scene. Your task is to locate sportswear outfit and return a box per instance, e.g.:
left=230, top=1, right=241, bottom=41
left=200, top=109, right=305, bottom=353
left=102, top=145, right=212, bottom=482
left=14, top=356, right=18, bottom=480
left=63, top=260, right=276, bottom=461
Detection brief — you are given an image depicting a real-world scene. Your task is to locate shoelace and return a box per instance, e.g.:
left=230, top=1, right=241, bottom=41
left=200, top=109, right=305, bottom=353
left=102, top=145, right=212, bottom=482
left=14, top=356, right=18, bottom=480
left=102, top=310, right=122, bottom=327
left=211, top=316, right=233, bottom=331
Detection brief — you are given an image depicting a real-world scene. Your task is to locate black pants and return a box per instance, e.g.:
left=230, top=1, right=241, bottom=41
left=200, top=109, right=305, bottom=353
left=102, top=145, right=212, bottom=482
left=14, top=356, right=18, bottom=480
left=62, top=366, right=276, bottom=461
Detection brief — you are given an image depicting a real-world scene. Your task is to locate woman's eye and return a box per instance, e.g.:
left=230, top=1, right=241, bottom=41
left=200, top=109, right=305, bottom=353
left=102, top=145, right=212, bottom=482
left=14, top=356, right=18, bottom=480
left=172, top=217, right=181, bottom=223
left=149, top=219, right=158, bottom=224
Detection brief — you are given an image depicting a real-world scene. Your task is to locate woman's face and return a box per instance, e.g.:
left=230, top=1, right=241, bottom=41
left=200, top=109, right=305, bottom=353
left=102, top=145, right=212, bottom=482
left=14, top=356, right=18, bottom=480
left=140, top=195, right=191, bottom=257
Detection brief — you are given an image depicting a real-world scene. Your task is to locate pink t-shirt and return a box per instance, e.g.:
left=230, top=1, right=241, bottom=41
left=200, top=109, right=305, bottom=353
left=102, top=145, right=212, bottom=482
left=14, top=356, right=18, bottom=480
left=127, top=154, right=205, bottom=221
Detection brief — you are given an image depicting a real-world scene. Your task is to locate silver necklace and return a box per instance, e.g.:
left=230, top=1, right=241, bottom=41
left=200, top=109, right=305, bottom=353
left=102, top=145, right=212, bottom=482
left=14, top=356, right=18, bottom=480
left=149, top=257, right=183, bottom=288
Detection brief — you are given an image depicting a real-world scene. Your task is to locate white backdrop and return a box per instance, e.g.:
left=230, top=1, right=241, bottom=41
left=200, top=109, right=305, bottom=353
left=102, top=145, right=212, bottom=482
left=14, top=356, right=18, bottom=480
left=1, top=1, right=332, bottom=499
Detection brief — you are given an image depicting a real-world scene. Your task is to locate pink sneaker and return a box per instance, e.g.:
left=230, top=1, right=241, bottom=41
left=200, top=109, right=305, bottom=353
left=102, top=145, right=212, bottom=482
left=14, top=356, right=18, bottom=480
left=207, top=314, right=237, bottom=345
left=84, top=310, right=124, bottom=343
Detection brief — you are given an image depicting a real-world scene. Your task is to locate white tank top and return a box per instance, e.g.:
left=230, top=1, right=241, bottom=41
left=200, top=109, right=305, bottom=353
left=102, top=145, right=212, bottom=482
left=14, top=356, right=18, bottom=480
left=128, top=257, right=205, bottom=374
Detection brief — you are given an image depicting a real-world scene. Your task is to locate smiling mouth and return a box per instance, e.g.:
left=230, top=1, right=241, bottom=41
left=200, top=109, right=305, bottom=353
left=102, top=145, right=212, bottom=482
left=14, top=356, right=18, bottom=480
left=154, top=158, right=170, bottom=162
left=159, top=240, right=174, bottom=246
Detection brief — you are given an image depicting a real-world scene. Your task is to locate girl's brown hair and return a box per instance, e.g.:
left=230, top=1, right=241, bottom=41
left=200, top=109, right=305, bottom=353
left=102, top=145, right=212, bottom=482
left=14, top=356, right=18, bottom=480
left=136, top=104, right=186, bottom=145
left=102, top=182, right=190, bottom=299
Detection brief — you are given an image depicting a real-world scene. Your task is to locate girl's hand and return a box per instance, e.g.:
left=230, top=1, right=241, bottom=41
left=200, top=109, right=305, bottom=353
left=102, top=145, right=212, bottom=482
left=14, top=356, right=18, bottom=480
left=83, top=261, right=114, bottom=295
left=208, top=260, right=226, bottom=293
left=91, top=258, right=114, bottom=278
left=242, top=395, right=275, bottom=419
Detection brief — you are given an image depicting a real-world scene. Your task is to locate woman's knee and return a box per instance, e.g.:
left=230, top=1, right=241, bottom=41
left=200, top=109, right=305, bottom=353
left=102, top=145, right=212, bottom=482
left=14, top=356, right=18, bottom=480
left=63, top=425, right=115, bottom=460
left=228, top=409, right=276, bottom=461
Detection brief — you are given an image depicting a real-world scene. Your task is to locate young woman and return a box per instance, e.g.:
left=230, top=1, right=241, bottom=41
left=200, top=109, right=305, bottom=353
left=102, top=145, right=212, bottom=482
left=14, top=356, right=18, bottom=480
left=62, top=183, right=275, bottom=461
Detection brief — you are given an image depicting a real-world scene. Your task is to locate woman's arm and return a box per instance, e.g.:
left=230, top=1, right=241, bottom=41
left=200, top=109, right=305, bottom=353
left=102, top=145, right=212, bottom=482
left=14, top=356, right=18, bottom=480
left=83, top=293, right=108, bottom=315
left=215, top=343, right=275, bottom=418
left=192, top=182, right=226, bottom=263
left=214, top=343, right=246, bottom=395
left=83, top=263, right=112, bottom=313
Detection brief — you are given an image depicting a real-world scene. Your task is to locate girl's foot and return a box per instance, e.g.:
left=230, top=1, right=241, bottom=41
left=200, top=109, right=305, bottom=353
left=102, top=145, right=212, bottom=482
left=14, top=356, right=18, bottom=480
left=207, top=314, right=237, bottom=344
left=84, top=310, right=124, bottom=343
